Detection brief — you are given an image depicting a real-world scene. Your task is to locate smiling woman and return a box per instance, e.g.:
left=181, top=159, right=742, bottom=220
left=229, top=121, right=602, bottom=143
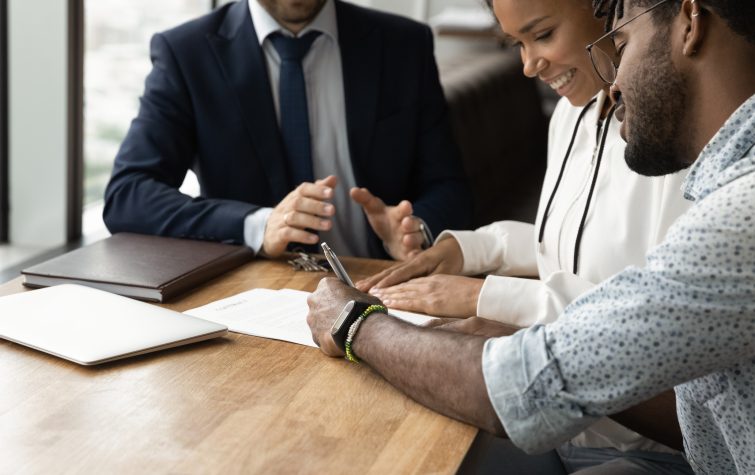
left=492, top=0, right=608, bottom=106
left=360, top=0, right=695, bottom=472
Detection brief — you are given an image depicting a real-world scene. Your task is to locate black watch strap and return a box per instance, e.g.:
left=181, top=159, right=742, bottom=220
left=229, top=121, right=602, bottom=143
left=331, top=301, right=371, bottom=352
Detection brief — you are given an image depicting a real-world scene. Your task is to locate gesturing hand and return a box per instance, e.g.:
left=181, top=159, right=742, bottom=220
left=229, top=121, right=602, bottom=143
left=355, top=237, right=464, bottom=292
left=350, top=187, right=425, bottom=261
left=262, top=176, right=337, bottom=258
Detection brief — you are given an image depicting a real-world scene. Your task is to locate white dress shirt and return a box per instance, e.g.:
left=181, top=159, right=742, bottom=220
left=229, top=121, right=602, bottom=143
left=243, top=0, right=369, bottom=257
left=439, top=91, right=692, bottom=453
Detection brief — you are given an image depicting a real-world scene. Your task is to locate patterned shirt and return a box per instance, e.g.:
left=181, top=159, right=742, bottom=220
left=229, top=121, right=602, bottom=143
left=482, top=94, right=755, bottom=474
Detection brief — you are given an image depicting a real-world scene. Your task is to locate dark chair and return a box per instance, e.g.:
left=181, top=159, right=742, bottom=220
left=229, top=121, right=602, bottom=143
left=439, top=42, right=549, bottom=228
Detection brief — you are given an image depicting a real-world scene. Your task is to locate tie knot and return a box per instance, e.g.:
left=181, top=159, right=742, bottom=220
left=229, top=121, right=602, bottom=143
left=269, top=31, right=322, bottom=62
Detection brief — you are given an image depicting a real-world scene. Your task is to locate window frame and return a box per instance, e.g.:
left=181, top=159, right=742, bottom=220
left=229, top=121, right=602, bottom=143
left=0, top=0, right=8, bottom=243
left=68, top=0, right=84, bottom=242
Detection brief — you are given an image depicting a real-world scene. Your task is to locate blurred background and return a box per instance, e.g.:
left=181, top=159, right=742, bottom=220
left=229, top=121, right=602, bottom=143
left=0, top=0, right=552, bottom=280
left=81, top=0, right=493, bottom=219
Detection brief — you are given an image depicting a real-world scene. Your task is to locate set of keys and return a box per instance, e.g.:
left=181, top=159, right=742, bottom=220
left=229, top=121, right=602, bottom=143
left=287, top=251, right=330, bottom=272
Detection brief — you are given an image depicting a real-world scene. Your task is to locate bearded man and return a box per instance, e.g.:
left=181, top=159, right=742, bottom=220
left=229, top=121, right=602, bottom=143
left=307, top=0, right=755, bottom=472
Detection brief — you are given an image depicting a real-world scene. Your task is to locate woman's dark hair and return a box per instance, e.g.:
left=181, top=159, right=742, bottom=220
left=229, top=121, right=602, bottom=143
left=593, top=0, right=754, bottom=44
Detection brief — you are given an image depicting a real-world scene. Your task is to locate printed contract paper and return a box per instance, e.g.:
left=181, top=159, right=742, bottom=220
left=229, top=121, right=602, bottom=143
left=185, top=288, right=437, bottom=347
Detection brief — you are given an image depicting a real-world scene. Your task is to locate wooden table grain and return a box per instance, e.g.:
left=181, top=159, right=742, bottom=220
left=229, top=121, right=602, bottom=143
left=0, top=256, right=477, bottom=474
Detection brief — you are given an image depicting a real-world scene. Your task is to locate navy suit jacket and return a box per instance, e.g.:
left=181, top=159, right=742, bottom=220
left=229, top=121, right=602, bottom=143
left=103, top=0, right=471, bottom=258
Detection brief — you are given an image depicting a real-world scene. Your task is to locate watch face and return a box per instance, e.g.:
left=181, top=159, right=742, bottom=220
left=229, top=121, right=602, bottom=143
left=331, top=300, right=356, bottom=335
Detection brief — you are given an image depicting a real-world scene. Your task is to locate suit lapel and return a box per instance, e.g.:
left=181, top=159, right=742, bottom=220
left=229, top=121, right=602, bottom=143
left=336, top=1, right=381, bottom=186
left=207, top=1, right=290, bottom=202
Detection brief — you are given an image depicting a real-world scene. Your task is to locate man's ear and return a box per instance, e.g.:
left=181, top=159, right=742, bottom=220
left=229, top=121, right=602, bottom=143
left=681, top=0, right=706, bottom=56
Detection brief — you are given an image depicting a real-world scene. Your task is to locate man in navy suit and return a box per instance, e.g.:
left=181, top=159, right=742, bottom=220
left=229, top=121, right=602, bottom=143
left=103, top=0, right=471, bottom=259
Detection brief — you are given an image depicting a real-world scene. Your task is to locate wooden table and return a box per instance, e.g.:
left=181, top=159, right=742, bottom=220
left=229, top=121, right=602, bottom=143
left=0, top=256, right=477, bottom=474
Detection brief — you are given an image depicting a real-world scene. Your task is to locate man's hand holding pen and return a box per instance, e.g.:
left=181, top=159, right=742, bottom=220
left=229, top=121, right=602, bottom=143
left=306, top=277, right=381, bottom=357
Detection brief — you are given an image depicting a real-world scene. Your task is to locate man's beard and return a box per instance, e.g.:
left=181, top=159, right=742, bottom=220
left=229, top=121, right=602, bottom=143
left=622, top=32, right=694, bottom=177
left=277, top=0, right=327, bottom=25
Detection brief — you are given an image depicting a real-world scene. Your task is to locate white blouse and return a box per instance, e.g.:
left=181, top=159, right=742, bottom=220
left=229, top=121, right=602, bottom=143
left=439, top=91, right=691, bottom=453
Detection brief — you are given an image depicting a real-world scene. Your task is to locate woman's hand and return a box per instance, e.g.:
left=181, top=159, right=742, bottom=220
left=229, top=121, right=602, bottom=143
left=355, top=238, right=465, bottom=292
left=371, top=274, right=484, bottom=318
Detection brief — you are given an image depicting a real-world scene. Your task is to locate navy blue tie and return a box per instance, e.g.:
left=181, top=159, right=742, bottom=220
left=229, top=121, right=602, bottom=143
left=269, top=31, right=322, bottom=187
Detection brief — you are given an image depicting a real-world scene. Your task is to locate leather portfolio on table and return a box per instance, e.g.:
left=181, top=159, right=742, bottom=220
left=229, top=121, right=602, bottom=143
left=21, top=233, right=254, bottom=302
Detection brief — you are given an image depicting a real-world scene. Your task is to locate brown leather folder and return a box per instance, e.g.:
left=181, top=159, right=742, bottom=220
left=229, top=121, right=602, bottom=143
left=21, top=233, right=254, bottom=302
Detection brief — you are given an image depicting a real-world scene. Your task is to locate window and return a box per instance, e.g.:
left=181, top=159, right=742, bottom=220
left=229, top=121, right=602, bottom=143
left=83, top=0, right=212, bottom=234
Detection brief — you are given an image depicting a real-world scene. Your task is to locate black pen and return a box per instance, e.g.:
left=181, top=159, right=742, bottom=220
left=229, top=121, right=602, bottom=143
left=321, top=242, right=354, bottom=287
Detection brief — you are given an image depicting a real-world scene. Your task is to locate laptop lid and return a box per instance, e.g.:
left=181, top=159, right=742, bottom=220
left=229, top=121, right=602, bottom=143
left=0, top=284, right=228, bottom=365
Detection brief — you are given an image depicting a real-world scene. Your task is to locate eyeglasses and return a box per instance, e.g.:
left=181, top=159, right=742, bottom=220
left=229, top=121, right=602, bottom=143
left=586, top=0, right=673, bottom=85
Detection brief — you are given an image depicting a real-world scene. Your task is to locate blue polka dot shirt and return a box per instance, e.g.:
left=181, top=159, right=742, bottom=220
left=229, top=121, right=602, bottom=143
left=482, top=94, right=755, bottom=474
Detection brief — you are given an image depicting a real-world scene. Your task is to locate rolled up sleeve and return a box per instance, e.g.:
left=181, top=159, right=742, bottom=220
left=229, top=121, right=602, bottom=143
left=481, top=327, right=598, bottom=454
left=482, top=325, right=598, bottom=454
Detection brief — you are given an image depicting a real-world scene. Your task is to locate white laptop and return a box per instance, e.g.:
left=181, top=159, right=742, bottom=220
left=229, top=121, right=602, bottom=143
left=0, top=284, right=228, bottom=365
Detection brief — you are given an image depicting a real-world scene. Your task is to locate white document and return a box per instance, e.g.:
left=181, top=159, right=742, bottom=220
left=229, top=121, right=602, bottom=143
left=184, top=288, right=438, bottom=348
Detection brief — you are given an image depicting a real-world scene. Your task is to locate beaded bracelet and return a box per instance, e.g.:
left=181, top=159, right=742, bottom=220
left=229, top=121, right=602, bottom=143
left=344, top=304, right=387, bottom=363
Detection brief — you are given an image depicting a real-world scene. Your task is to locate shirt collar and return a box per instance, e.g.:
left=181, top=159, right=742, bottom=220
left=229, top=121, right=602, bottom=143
left=683, top=93, right=755, bottom=202
left=594, top=89, right=609, bottom=121
left=248, top=0, right=338, bottom=44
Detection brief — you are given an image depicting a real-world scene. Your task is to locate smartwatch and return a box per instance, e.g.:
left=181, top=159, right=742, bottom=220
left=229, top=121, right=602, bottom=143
left=330, top=300, right=371, bottom=352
